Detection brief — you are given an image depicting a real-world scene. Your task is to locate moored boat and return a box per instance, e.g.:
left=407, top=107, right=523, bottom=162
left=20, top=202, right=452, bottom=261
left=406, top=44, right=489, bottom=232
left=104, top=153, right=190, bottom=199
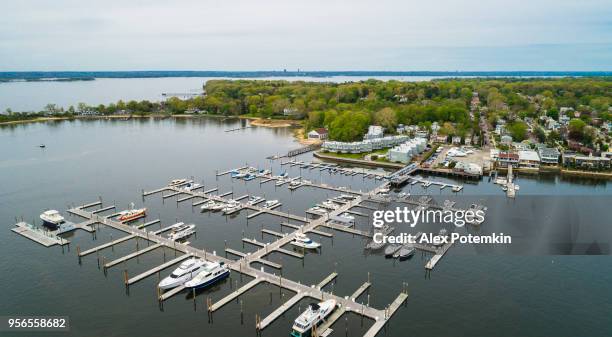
left=40, top=210, right=66, bottom=228
left=167, top=223, right=196, bottom=241
left=384, top=244, right=402, bottom=258
left=158, top=258, right=206, bottom=289
left=290, top=299, right=337, bottom=337
left=184, top=261, right=230, bottom=289
left=117, top=206, right=146, bottom=222
left=290, top=233, right=321, bottom=249
left=263, top=200, right=279, bottom=208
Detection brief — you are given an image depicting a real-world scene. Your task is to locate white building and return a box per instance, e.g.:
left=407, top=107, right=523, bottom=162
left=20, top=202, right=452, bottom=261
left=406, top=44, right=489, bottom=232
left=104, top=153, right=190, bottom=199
left=387, top=138, right=427, bottom=163
left=501, top=135, right=513, bottom=145
left=454, top=162, right=483, bottom=175
left=538, top=147, right=560, bottom=165
left=323, top=135, right=409, bottom=154
left=308, top=128, right=328, bottom=140
left=364, top=125, right=384, bottom=140
left=518, top=150, right=541, bottom=168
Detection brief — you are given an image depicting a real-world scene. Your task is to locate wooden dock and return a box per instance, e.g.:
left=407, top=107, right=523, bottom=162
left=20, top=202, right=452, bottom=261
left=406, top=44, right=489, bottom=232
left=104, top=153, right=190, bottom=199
left=104, top=243, right=162, bottom=269
left=11, top=222, right=68, bottom=247
left=79, top=235, right=134, bottom=257
left=257, top=292, right=304, bottom=330
left=209, top=278, right=262, bottom=312
left=316, top=272, right=338, bottom=289
left=127, top=254, right=191, bottom=285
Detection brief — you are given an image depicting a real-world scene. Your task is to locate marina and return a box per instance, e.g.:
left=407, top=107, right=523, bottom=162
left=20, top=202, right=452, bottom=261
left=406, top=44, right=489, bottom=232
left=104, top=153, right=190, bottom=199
left=4, top=118, right=609, bottom=337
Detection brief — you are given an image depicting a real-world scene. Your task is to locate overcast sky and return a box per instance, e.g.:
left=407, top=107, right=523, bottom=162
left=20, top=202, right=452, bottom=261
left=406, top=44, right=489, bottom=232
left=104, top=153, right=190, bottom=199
left=2, top=0, right=611, bottom=71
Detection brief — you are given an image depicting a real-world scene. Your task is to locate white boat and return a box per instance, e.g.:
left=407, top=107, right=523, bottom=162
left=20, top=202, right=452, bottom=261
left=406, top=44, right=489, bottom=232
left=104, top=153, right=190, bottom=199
left=290, top=299, right=337, bottom=337
left=167, top=223, right=196, bottom=241
left=169, top=179, right=187, bottom=186
left=263, top=200, right=279, bottom=208
left=181, top=182, right=202, bottom=191
left=200, top=200, right=217, bottom=211
left=275, top=179, right=286, bottom=186
left=184, top=261, right=230, bottom=289
left=210, top=202, right=226, bottom=211
left=339, top=194, right=356, bottom=200
left=379, top=187, right=390, bottom=193
left=289, top=180, right=301, bottom=187
left=117, top=206, right=147, bottom=222
left=40, top=210, right=66, bottom=228
left=257, top=169, right=271, bottom=177
left=339, top=212, right=355, bottom=221
left=321, top=201, right=339, bottom=210
left=158, top=258, right=207, bottom=289
left=234, top=172, right=247, bottom=178
left=246, top=196, right=263, bottom=205
left=290, top=233, right=321, bottom=249
left=222, top=200, right=241, bottom=214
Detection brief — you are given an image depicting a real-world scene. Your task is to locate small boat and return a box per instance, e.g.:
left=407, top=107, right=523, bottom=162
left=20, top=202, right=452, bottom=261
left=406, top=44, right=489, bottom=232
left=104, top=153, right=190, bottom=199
left=117, top=206, right=146, bottom=222
left=40, top=210, right=66, bottom=228
left=339, top=194, right=356, bottom=200
left=169, top=179, right=187, bottom=186
left=181, top=182, right=202, bottom=191
left=379, top=187, right=390, bottom=194
left=393, top=245, right=415, bottom=260
left=289, top=180, right=301, bottom=187
left=158, top=258, right=207, bottom=289
left=275, top=179, right=286, bottom=186
left=167, top=223, right=196, bottom=241
left=290, top=233, right=321, bottom=249
left=339, top=212, right=355, bottom=221
left=234, top=172, right=247, bottom=178
left=246, top=196, right=263, bottom=205
left=384, top=244, right=402, bottom=258
left=222, top=200, right=241, bottom=214
left=200, top=200, right=217, bottom=211
left=321, top=201, right=338, bottom=210
left=290, top=299, right=337, bottom=337
left=279, top=172, right=288, bottom=178
left=257, top=169, right=271, bottom=177
left=263, top=200, right=279, bottom=208
left=184, top=261, right=230, bottom=289
left=210, top=202, right=226, bottom=211
left=243, top=174, right=256, bottom=181
left=365, top=240, right=386, bottom=251
left=39, top=144, right=46, bottom=148
left=452, top=186, right=462, bottom=192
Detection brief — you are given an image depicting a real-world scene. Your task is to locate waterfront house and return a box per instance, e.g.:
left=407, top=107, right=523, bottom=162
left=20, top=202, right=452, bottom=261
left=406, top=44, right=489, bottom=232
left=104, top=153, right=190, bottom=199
left=323, top=135, right=409, bottom=154
left=387, top=138, right=427, bottom=164
left=538, top=147, right=560, bottom=165
left=454, top=161, right=483, bottom=176
left=562, top=152, right=611, bottom=170
left=518, top=150, right=541, bottom=168
left=308, top=128, right=328, bottom=140
left=497, top=151, right=519, bottom=168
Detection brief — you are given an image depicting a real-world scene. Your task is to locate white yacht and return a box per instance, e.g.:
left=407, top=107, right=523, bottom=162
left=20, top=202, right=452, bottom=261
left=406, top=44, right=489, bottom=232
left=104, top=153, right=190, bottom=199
left=246, top=196, right=263, bottom=205
left=181, top=182, right=202, bottom=191
left=222, top=200, right=241, bottom=214
left=339, top=194, right=356, bottom=200
left=169, top=179, right=187, bottom=186
left=40, top=210, right=66, bottom=228
left=263, top=200, right=279, bottom=208
left=321, top=201, right=339, bottom=210
left=200, top=200, right=217, bottom=211
left=184, top=261, right=230, bottom=289
left=289, top=180, right=301, bottom=187
left=290, top=299, right=337, bottom=337
left=210, top=202, right=226, bottom=211
left=167, top=223, right=196, bottom=241
left=158, top=258, right=207, bottom=289
left=290, top=233, right=321, bottom=249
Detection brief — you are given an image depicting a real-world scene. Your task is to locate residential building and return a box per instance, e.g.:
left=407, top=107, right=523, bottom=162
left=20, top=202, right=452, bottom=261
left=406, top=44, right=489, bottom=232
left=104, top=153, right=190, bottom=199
left=387, top=138, right=428, bottom=163
left=323, top=135, right=409, bottom=154
left=562, top=152, right=611, bottom=170
left=501, top=135, right=513, bottom=145
left=518, top=150, right=541, bottom=168
left=538, top=147, right=560, bottom=165
left=497, top=151, right=520, bottom=168
left=452, top=136, right=462, bottom=145
left=308, top=128, right=328, bottom=140
left=454, top=162, right=483, bottom=176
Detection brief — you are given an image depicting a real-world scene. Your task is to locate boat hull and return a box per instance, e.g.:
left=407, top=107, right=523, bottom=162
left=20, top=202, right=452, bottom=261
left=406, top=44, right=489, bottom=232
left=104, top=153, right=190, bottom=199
left=185, top=270, right=230, bottom=289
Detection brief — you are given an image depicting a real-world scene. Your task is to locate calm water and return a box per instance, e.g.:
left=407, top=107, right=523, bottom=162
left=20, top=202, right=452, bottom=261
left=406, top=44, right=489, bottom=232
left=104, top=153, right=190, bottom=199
left=0, top=76, right=469, bottom=112
left=1, top=119, right=611, bottom=337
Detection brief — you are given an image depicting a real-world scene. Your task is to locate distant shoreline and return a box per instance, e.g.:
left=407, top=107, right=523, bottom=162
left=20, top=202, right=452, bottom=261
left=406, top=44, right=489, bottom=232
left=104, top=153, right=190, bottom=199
left=2, top=70, right=612, bottom=81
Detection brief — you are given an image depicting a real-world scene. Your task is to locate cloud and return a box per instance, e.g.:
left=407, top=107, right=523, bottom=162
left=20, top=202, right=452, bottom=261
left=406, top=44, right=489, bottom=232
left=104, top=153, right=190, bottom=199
left=1, top=0, right=611, bottom=70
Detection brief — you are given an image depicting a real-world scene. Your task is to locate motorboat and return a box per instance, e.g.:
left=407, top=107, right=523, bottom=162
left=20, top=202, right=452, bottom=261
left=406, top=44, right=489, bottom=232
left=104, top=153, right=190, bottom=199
left=222, top=200, right=241, bottom=214
left=398, top=192, right=410, bottom=199
left=290, top=299, right=337, bottom=337
left=39, top=144, right=46, bottom=148
left=169, top=179, right=187, bottom=186
left=321, top=201, right=338, bottom=210
left=181, top=182, right=202, bottom=191
left=117, top=206, right=146, bottom=222
left=339, top=194, right=356, bottom=200
left=275, top=178, right=286, bottom=186
left=263, top=200, right=279, bottom=208
left=210, top=202, right=226, bottom=211
left=339, top=212, right=355, bottom=221
left=40, top=210, right=66, bottom=228
left=384, top=244, right=402, bottom=258
left=257, top=169, right=271, bottom=177
left=158, top=258, right=207, bottom=289
left=234, top=172, right=247, bottom=178
left=184, top=261, right=230, bottom=289
left=167, top=223, right=196, bottom=241
left=243, top=174, right=256, bottom=181
left=290, top=233, right=321, bottom=249
left=365, top=240, right=386, bottom=251
left=246, top=196, right=263, bottom=205
left=307, top=206, right=327, bottom=214
left=393, top=245, right=415, bottom=260
left=200, top=200, right=217, bottom=211
left=289, top=180, right=301, bottom=187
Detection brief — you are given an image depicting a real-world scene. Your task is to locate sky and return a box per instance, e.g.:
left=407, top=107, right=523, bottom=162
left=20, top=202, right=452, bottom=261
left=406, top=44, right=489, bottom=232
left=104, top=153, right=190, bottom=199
left=1, top=0, right=611, bottom=71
